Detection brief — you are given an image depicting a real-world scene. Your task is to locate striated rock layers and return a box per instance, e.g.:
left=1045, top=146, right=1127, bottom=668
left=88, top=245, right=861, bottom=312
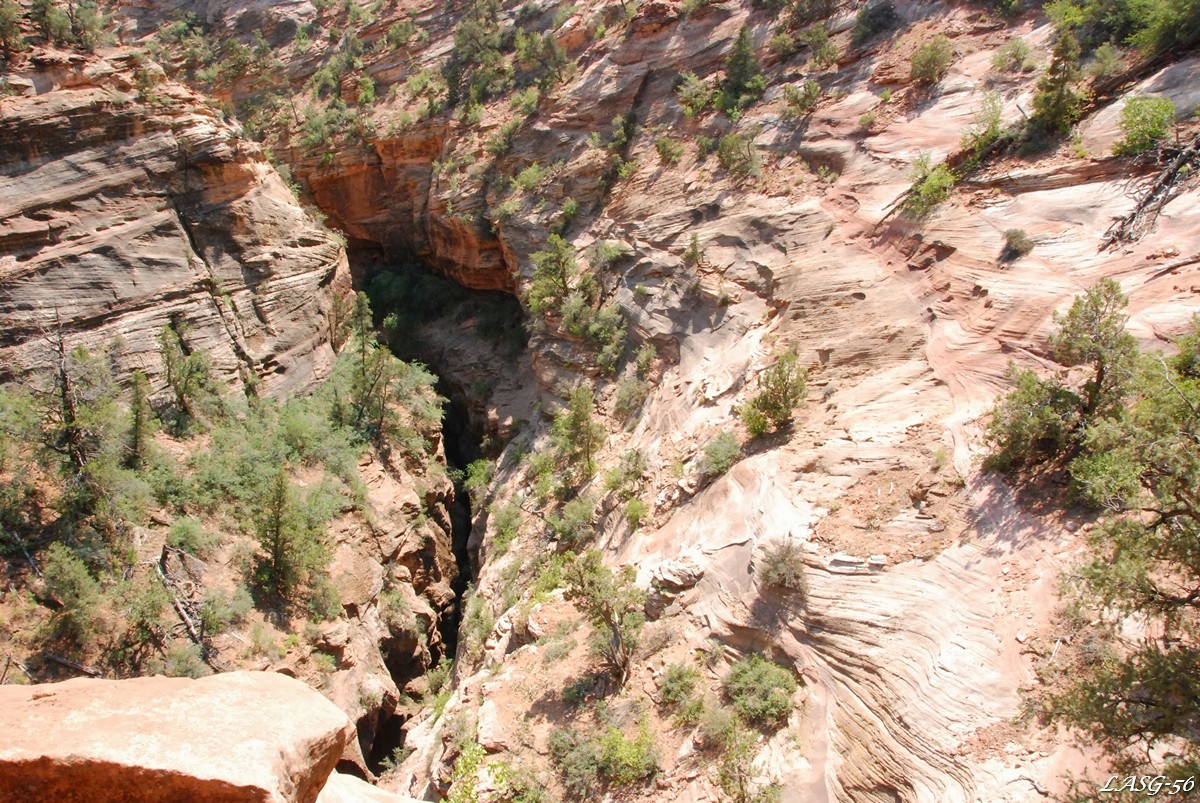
left=0, top=48, right=347, bottom=397
left=0, top=671, right=354, bottom=803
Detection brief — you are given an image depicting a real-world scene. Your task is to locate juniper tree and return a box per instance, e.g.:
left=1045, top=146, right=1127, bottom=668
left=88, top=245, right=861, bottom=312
left=563, top=549, right=646, bottom=687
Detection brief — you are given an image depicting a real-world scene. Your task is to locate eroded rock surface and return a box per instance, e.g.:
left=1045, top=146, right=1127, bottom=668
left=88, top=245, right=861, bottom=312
left=0, top=671, right=354, bottom=803
left=0, top=49, right=346, bottom=397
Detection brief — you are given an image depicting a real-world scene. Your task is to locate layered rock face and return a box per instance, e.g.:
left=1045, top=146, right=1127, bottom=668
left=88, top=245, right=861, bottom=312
left=0, top=672, right=354, bottom=803
left=0, top=49, right=346, bottom=396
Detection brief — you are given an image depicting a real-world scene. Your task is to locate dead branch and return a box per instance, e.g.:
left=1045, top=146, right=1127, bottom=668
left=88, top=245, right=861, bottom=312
left=45, top=652, right=100, bottom=677
left=1102, top=133, right=1200, bottom=249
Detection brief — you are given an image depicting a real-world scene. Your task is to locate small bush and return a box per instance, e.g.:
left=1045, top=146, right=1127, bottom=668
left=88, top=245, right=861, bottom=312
left=622, top=498, right=647, bottom=529
left=614, top=377, right=650, bottom=419
left=654, top=136, right=684, bottom=165
left=168, top=516, right=218, bottom=557
left=910, top=34, right=953, bottom=85
left=512, top=162, right=546, bottom=192
left=757, top=539, right=808, bottom=595
left=724, top=654, right=797, bottom=729
left=903, top=153, right=955, bottom=217
left=992, top=36, right=1033, bottom=73
left=858, top=111, right=877, bottom=129
left=549, top=727, right=602, bottom=797
left=41, top=543, right=102, bottom=646
left=1114, top=95, right=1175, bottom=155
left=490, top=502, right=522, bottom=557
left=699, top=432, right=742, bottom=477
left=801, top=25, right=839, bottom=69
left=675, top=71, right=714, bottom=117
left=549, top=495, right=595, bottom=548
left=768, top=30, right=796, bottom=58
left=661, top=662, right=700, bottom=706
left=700, top=704, right=739, bottom=749
left=782, top=79, right=821, bottom=118
left=852, top=0, right=899, bottom=47
left=717, top=132, right=760, bottom=178
left=597, top=723, right=659, bottom=786
left=1000, top=228, right=1035, bottom=262
left=1086, top=42, right=1122, bottom=80
left=742, top=352, right=807, bottom=434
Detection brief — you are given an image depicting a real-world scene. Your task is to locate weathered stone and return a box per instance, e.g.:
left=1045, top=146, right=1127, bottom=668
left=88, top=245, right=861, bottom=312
left=0, top=672, right=355, bottom=803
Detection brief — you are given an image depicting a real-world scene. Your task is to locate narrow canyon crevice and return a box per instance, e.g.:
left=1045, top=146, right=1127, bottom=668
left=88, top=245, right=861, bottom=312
left=349, top=242, right=527, bottom=774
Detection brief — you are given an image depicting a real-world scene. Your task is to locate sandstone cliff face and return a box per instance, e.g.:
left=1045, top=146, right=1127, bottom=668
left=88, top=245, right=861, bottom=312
left=0, top=48, right=346, bottom=397
left=4, top=0, right=1200, bottom=800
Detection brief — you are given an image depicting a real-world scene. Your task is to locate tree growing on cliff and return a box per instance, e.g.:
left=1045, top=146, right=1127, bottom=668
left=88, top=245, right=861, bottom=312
left=563, top=550, right=646, bottom=687
left=986, top=287, right=1200, bottom=785
left=252, top=467, right=332, bottom=605
left=526, top=234, right=577, bottom=316
left=741, top=351, right=807, bottom=436
left=0, top=0, right=24, bottom=60
left=336, top=292, right=443, bottom=453
left=551, top=385, right=605, bottom=482
left=160, top=321, right=215, bottom=436
left=125, top=370, right=154, bottom=469
left=1031, top=29, right=1085, bottom=134
left=986, top=279, right=1137, bottom=469
left=719, top=25, right=766, bottom=115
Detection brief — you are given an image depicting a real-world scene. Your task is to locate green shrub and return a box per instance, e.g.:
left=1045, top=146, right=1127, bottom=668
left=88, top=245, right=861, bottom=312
left=200, top=585, right=253, bottom=634
left=167, top=516, right=218, bottom=557
left=624, top=498, right=648, bottom=529
left=699, top=432, right=742, bottom=477
left=992, top=36, right=1033, bottom=73
left=910, top=34, right=953, bottom=85
left=490, top=502, right=521, bottom=557
left=1114, top=95, right=1175, bottom=155
left=661, top=662, right=700, bottom=706
left=781, top=79, right=821, bottom=118
left=742, top=351, right=807, bottom=434
left=768, top=30, right=796, bottom=57
left=903, top=153, right=955, bottom=217
left=549, top=727, right=602, bottom=797
left=675, top=71, right=714, bottom=117
left=41, top=543, right=102, bottom=646
left=1086, top=41, right=1122, bottom=79
left=164, top=643, right=208, bottom=678
left=757, top=539, right=807, bottom=595
left=597, top=723, right=659, bottom=786
left=1000, top=228, right=1036, bottom=262
left=549, top=495, right=595, bottom=548
left=852, top=0, right=898, bottom=46
left=717, top=132, right=760, bottom=178
left=724, top=654, right=797, bottom=729
left=654, top=136, right=684, bottom=164
left=700, top=704, right=739, bottom=748
left=614, top=377, right=650, bottom=419
left=512, top=162, right=547, bottom=192
left=801, top=25, right=839, bottom=68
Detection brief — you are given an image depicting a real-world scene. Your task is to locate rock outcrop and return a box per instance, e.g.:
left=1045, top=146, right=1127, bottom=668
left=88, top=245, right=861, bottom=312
left=0, top=671, right=354, bottom=803
left=0, top=48, right=347, bottom=397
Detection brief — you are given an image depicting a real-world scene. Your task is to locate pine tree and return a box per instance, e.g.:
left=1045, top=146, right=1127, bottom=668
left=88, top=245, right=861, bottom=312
left=551, top=385, right=604, bottom=481
left=253, top=467, right=328, bottom=601
left=159, top=321, right=214, bottom=435
left=125, top=370, right=154, bottom=469
left=1032, top=30, right=1085, bottom=134
left=721, top=25, right=766, bottom=114
left=0, top=0, right=24, bottom=61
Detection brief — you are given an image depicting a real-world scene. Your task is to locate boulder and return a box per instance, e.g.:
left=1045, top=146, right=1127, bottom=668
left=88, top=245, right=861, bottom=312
left=0, top=671, right=355, bottom=803
left=316, top=773, right=422, bottom=803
